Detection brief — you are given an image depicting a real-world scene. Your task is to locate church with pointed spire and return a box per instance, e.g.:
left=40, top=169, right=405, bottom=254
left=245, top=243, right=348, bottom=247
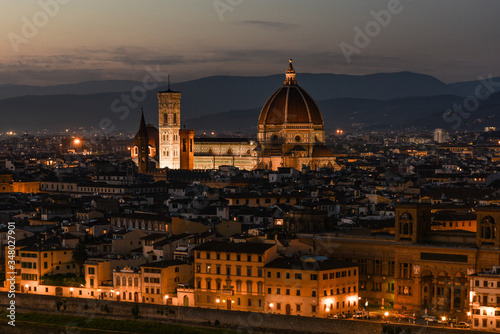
left=131, top=59, right=338, bottom=172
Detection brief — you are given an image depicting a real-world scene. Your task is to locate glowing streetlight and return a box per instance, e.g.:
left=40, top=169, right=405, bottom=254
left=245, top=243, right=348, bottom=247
left=74, top=138, right=81, bottom=145
left=216, top=298, right=220, bottom=309
left=269, top=303, right=274, bottom=308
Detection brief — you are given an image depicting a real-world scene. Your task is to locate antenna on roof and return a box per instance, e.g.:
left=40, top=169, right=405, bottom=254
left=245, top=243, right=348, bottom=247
left=167, top=75, right=171, bottom=91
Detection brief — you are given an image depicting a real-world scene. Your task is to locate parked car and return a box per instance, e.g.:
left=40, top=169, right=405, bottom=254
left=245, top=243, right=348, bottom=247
left=353, top=311, right=370, bottom=319
left=455, top=322, right=470, bottom=328
left=426, top=316, right=438, bottom=322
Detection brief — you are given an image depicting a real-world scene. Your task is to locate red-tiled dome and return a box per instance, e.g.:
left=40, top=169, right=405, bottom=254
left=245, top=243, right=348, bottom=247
left=258, top=59, right=323, bottom=126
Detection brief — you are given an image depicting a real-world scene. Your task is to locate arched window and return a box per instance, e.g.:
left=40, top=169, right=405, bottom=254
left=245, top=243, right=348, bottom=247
left=227, top=148, right=232, bottom=155
left=208, top=148, right=213, bottom=155
left=481, top=216, right=496, bottom=239
left=116, top=276, right=121, bottom=286
left=122, top=277, right=127, bottom=286
left=236, top=280, right=242, bottom=292
left=485, top=226, right=492, bottom=239
left=295, top=135, right=301, bottom=142
left=128, top=277, right=132, bottom=287
left=246, top=281, right=253, bottom=293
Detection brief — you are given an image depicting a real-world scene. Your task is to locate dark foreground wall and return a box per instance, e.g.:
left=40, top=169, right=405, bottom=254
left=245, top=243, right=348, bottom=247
left=0, top=293, right=491, bottom=334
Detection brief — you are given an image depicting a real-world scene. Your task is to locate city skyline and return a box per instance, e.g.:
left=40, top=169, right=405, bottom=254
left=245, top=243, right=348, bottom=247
left=0, top=0, right=499, bottom=86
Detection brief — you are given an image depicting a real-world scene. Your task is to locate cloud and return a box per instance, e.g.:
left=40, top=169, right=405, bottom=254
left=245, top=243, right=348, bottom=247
left=237, top=20, right=299, bottom=30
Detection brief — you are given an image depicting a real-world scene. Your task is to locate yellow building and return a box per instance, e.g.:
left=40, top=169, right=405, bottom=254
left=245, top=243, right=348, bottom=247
left=193, top=240, right=279, bottom=311
left=114, top=265, right=142, bottom=303
left=7, top=244, right=77, bottom=293
left=469, top=266, right=500, bottom=331
left=140, top=260, right=193, bottom=305
left=264, top=255, right=358, bottom=317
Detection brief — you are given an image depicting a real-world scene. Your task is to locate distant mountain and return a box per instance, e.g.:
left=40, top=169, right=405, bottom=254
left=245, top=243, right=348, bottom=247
left=184, top=93, right=500, bottom=134
left=1, top=72, right=500, bottom=133
left=0, top=80, right=154, bottom=100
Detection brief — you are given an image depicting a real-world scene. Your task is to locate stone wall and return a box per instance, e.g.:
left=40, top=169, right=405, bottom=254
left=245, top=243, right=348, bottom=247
left=1, top=292, right=490, bottom=334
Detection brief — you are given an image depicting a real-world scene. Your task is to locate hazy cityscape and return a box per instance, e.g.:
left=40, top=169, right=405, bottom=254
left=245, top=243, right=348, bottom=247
left=1, top=1, right=500, bottom=334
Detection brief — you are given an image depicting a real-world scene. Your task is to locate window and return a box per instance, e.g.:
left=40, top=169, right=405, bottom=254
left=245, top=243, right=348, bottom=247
left=286, top=289, right=290, bottom=295
left=374, top=260, right=382, bottom=274
left=268, top=287, right=272, bottom=294
left=247, top=255, right=251, bottom=262
left=295, top=273, right=302, bottom=280
left=258, top=268, right=262, bottom=277
left=236, top=267, right=241, bottom=276
left=226, top=266, right=231, bottom=275
left=484, top=280, right=488, bottom=287
left=267, top=272, right=271, bottom=278
left=216, top=253, right=220, bottom=260
left=88, top=267, right=95, bottom=275
left=400, top=263, right=411, bottom=279
left=310, top=274, right=318, bottom=280
left=247, top=267, right=252, bottom=277
left=296, top=304, right=301, bottom=312
left=277, top=272, right=281, bottom=279
left=312, top=305, right=316, bottom=313
left=237, top=255, right=241, bottom=261
left=296, top=290, right=300, bottom=296
left=246, top=282, right=252, bottom=293
left=226, top=254, right=230, bottom=261
left=248, top=298, right=251, bottom=306
left=312, top=291, right=316, bottom=297
left=277, top=288, right=281, bottom=295
left=206, top=253, right=211, bottom=259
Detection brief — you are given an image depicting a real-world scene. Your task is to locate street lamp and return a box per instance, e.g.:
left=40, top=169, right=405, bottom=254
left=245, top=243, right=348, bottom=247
left=384, top=311, right=389, bottom=322
left=216, top=298, right=220, bottom=309
left=70, top=287, right=73, bottom=297
left=25, top=284, right=29, bottom=294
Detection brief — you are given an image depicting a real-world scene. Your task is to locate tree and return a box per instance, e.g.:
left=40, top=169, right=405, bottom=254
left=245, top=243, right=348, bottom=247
left=72, top=243, right=89, bottom=276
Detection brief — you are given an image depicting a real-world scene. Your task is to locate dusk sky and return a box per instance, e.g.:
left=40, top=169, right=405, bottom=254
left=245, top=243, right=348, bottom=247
left=1, top=0, right=499, bottom=86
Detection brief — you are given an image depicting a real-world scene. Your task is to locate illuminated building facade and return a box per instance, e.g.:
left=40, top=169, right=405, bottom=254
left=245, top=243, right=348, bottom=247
left=264, top=256, right=358, bottom=317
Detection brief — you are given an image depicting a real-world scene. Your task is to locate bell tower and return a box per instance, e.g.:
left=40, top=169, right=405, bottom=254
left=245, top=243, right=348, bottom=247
left=137, top=109, right=149, bottom=174
left=158, top=80, right=181, bottom=169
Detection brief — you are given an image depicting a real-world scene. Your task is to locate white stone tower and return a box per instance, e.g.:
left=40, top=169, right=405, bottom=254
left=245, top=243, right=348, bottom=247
left=158, top=83, right=181, bottom=169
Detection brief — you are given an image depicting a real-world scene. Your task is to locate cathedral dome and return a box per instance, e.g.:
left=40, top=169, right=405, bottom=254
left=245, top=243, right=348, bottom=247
left=258, top=59, right=323, bottom=126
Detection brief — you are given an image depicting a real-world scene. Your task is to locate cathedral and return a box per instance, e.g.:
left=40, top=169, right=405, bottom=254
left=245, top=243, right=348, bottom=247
left=131, top=59, right=338, bottom=172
